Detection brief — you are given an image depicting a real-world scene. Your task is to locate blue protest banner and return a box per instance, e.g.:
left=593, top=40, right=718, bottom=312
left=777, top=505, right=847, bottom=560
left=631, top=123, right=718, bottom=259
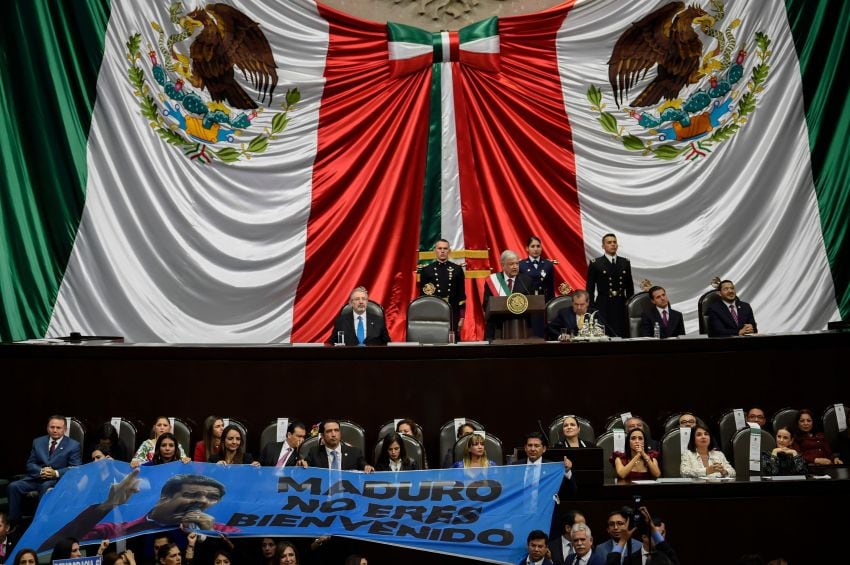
left=13, top=460, right=563, bottom=564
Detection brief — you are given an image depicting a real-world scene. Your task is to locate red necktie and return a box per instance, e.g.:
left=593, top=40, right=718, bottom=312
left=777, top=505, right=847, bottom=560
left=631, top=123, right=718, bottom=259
left=729, top=304, right=739, bottom=325
left=661, top=310, right=668, bottom=327
left=49, top=440, right=57, bottom=457
left=276, top=447, right=292, bottom=468
left=507, top=278, right=513, bottom=292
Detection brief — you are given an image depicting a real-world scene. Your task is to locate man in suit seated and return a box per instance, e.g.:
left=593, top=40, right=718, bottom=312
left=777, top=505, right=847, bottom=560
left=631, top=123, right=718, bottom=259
left=8, top=415, right=81, bottom=527
left=259, top=420, right=307, bottom=467
left=327, top=286, right=390, bottom=345
left=483, top=250, right=535, bottom=340
left=639, top=286, right=685, bottom=338
left=547, top=290, right=607, bottom=340
left=519, top=530, right=553, bottom=565
left=707, top=279, right=757, bottom=337
left=566, top=523, right=605, bottom=565
left=302, top=419, right=374, bottom=472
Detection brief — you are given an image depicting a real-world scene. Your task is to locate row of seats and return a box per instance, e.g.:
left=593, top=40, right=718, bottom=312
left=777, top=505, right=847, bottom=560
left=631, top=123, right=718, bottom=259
left=364, top=287, right=751, bottom=343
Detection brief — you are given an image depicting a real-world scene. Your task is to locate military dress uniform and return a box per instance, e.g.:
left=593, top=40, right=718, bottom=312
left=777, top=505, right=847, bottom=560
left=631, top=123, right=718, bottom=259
left=419, top=260, right=466, bottom=334
left=586, top=255, right=634, bottom=337
left=518, top=257, right=554, bottom=338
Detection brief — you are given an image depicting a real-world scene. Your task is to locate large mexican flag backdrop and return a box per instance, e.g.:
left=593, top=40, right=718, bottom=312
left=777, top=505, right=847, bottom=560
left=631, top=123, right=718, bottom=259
left=1, top=0, right=846, bottom=343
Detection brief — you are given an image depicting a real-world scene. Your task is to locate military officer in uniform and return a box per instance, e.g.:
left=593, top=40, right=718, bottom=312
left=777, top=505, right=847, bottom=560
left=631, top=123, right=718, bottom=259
left=519, top=236, right=556, bottom=301
left=586, top=233, right=634, bottom=337
left=419, top=239, right=466, bottom=336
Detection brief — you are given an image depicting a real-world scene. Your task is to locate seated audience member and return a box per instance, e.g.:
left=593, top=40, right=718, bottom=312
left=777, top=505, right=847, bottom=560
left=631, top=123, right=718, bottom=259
left=395, top=419, right=424, bottom=445
left=746, top=407, right=768, bottom=430
left=257, top=538, right=277, bottom=565
left=157, top=543, right=188, bottom=565
left=557, top=416, right=595, bottom=448
left=91, top=445, right=113, bottom=462
left=13, top=549, right=38, bottom=565
left=680, top=425, right=735, bottom=478
left=761, top=426, right=807, bottom=476
left=327, top=287, right=390, bottom=346
left=452, top=433, right=496, bottom=468
left=610, top=428, right=661, bottom=481
left=343, top=555, right=367, bottom=565
left=8, top=415, right=81, bottom=527
left=639, top=286, right=685, bottom=338
left=302, top=419, right=374, bottom=472
left=520, top=530, right=553, bottom=565
left=624, top=417, right=660, bottom=452
left=792, top=408, right=843, bottom=465
left=566, top=523, right=604, bottom=565
left=260, top=421, right=307, bottom=468
left=50, top=537, right=82, bottom=562
left=606, top=506, right=678, bottom=565
left=374, top=433, right=418, bottom=471
left=547, top=290, right=607, bottom=340
left=209, top=425, right=260, bottom=466
left=677, top=413, right=698, bottom=428
left=442, top=422, right=476, bottom=468
left=595, top=510, right=642, bottom=561
left=276, top=541, right=299, bottom=565
left=194, top=416, right=224, bottom=463
left=101, top=549, right=136, bottom=565
left=143, top=433, right=190, bottom=466
left=707, top=279, right=757, bottom=337
left=89, top=423, right=129, bottom=462
left=549, top=510, right=586, bottom=565
left=131, top=417, right=188, bottom=468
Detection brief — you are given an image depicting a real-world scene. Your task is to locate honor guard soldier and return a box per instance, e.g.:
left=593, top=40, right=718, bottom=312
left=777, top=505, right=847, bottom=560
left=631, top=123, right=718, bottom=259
left=518, top=236, right=556, bottom=301
left=586, top=233, right=634, bottom=337
left=419, top=239, right=466, bottom=335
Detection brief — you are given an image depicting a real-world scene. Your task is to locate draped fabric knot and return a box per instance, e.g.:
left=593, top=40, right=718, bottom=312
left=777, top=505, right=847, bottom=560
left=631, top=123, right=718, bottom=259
left=387, top=17, right=500, bottom=77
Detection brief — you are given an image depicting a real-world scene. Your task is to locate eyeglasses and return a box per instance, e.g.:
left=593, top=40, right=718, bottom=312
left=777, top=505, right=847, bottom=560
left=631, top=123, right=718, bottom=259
left=607, top=520, right=626, bottom=527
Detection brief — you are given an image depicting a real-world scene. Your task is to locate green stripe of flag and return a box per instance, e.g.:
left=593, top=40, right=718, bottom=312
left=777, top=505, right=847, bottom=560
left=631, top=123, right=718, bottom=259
left=458, top=16, right=497, bottom=44
left=786, top=0, right=850, bottom=319
left=387, top=21, right=432, bottom=45
left=0, top=0, right=111, bottom=341
left=418, top=63, right=443, bottom=252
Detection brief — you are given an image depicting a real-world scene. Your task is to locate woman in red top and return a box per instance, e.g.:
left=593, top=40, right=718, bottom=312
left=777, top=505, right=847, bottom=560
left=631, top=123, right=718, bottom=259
left=793, top=408, right=843, bottom=465
left=611, top=428, right=661, bottom=481
left=194, top=415, right=224, bottom=462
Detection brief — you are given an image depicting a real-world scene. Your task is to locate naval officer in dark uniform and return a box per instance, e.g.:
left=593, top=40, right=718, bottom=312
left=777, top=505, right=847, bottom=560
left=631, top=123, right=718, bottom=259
left=519, top=236, right=556, bottom=302
left=586, top=233, right=634, bottom=337
left=418, top=239, right=466, bottom=336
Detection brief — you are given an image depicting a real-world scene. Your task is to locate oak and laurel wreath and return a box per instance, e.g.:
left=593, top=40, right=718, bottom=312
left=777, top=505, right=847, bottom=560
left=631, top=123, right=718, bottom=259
left=126, top=33, right=299, bottom=164
left=586, top=31, right=772, bottom=161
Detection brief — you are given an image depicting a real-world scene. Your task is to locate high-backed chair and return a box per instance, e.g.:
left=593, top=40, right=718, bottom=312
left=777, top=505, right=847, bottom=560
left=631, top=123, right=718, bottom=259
left=103, top=418, right=138, bottom=462
left=545, top=295, right=572, bottom=324
left=300, top=435, right=319, bottom=458
left=377, top=420, right=424, bottom=443
left=732, top=428, right=776, bottom=479
left=626, top=291, right=653, bottom=338
left=66, top=417, right=86, bottom=449
left=340, top=300, right=385, bottom=320
left=372, top=434, right=425, bottom=470
left=698, top=289, right=723, bottom=334
left=822, top=403, right=849, bottom=451
left=771, top=408, right=799, bottom=435
left=259, top=418, right=297, bottom=452
left=406, top=296, right=451, bottom=343
left=339, top=419, right=366, bottom=454
left=170, top=418, right=193, bottom=455
left=547, top=415, right=596, bottom=446
left=594, top=431, right=617, bottom=481
left=453, top=433, right=504, bottom=466
left=439, top=418, right=484, bottom=467
left=718, top=410, right=748, bottom=458
left=660, top=429, right=684, bottom=478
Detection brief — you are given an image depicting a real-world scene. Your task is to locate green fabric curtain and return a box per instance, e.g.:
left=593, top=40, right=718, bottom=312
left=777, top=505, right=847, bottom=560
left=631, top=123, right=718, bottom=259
left=785, top=0, right=850, bottom=319
left=0, top=0, right=111, bottom=341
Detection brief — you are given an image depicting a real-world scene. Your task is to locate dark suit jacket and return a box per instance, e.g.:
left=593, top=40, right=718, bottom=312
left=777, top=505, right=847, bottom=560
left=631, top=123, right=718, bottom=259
left=565, top=550, right=605, bottom=565
left=546, top=307, right=606, bottom=340
left=518, top=557, right=554, bottom=565
left=548, top=536, right=570, bottom=565
left=639, top=308, right=685, bottom=338
left=259, top=441, right=299, bottom=467
left=25, top=435, right=82, bottom=479
left=707, top=299, right=757, bottom=337
left=327, top=311, right=390, bottom=345
left=604, top=541, right=678, bottom=565
left=482, top=272, right=534, bottom=339
left=305, top=444, right=368, bottom=470
left=519, top=257, right=556, bottom=301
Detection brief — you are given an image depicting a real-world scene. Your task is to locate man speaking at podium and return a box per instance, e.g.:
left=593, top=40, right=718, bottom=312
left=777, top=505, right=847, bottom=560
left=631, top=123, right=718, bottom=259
left=482, top=250, right=534, bottom=340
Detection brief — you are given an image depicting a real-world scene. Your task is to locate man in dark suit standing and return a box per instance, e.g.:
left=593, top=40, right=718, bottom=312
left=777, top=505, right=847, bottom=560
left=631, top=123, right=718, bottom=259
left=586, top=234, right=634, bottom=337
left=419, top=239, right=466, bottom=336
left=707, top=279, right=757, bottom=337
left=259, top=420, right=307, bottom=467
left=302, top=419, right=374, bottom=472
left=483, top=250, right=535, bottom=340
left=327, top=286, right=390, bottom=345
left=639, top=286, right=685, bottom=338
left=8, top=415, right=81, bottom=526
left=519, top=530, right=554, bottom=565
left=547, top=290, right=607, bottom=340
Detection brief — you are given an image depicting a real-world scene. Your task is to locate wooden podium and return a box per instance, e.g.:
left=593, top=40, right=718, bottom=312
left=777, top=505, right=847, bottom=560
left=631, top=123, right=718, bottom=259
left=485, top=294, right=546, bottom=342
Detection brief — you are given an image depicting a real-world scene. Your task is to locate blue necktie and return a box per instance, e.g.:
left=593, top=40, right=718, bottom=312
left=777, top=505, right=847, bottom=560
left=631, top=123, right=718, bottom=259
left=356, top=315, right=365, bottom=345
left=330, top=450, right=340, bottom=470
